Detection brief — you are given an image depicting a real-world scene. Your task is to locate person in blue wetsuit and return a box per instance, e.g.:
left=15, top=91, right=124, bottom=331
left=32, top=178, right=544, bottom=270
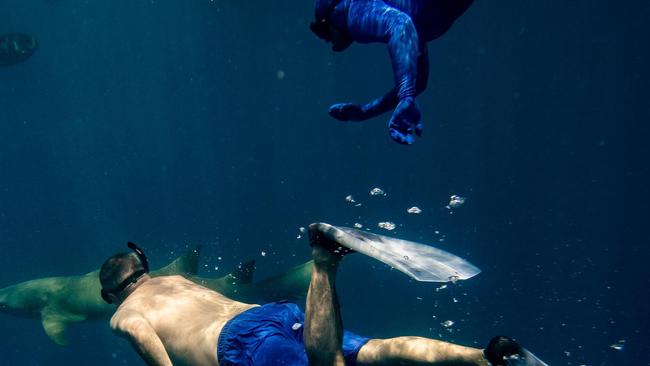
left=310, top=0, right=474, bottom=144
left=100, top=234, right=527, bottom=365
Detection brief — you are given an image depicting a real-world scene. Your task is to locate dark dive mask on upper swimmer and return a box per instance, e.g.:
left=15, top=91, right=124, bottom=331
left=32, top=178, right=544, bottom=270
left=310, top=20, right=353, bottom=52
left=100, top=242, right=150, bottom=304
left=310, top=0, right=353, bottom=52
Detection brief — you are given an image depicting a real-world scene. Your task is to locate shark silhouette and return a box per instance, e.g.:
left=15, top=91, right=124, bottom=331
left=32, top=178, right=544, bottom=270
left=0, top=247, right=312, bottom=346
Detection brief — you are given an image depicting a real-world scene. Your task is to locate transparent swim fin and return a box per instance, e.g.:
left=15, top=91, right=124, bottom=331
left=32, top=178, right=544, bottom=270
left=505, top=348, right=550, bottom=366
left=311, top=223, right=481, bottom=282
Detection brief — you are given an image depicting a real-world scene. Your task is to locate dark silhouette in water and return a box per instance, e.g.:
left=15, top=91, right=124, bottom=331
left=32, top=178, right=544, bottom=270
left=310, top=0, right=473, bottom=144
left=0, top=33, right=38, bottom=66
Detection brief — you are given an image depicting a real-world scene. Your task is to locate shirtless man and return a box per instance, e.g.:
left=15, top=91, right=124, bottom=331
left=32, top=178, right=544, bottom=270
left=100, top=229, right=525, bottom=366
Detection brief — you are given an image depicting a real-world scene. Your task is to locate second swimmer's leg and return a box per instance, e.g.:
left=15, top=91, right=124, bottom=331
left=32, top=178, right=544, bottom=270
left=356, top=337, right=488, bottom=366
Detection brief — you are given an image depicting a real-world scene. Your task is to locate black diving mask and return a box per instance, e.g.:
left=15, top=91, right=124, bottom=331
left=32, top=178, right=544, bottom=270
left=310, top=19, right=353, bottom=52
left=101, top=242, right=150, bottom=304
left=310, top=0, right=352, bottom=52
left=310, top=19, right=334, bottom=42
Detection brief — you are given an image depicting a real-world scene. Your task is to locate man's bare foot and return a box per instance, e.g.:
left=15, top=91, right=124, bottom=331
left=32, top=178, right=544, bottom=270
left=308, top=223, right=354, bottom=267
left=484, top=336, right=523, bottom=366
left=311, top=244, right=342, bottom=268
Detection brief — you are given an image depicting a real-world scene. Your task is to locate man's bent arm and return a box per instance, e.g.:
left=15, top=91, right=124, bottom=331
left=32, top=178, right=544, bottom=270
left=329, top=44, right=428, bottom=121
left=113, top=315, right=173, bottom=366
left=347, top=3, right=420, bottom=99
left=361, top=44, right=429, bottom=119
left=331, top=2, right=421, bottom=123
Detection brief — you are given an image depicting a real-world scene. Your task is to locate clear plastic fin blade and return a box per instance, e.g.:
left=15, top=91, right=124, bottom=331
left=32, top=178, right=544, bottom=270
left=313, top=223, right=481, bottom=282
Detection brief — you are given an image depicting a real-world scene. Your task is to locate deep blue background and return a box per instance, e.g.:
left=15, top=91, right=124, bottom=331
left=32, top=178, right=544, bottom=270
left=1, top=0, right=648, bottom=365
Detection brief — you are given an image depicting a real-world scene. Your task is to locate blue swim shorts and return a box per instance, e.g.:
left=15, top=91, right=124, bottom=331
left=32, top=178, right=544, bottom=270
left=217, top=301, right=370, bottom=366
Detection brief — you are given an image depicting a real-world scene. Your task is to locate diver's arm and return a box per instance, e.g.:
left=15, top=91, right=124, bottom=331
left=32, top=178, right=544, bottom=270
left=112, top=314, right=172, bottom=366
left=331, top=44, right=428, bottom=121
left=387, top=17, right=420, bottom=100
left=380, top=41, right=428, bottom=106
left=329, top=4, right=423, bottom=125
left=379, top=9, right=424, bottom=144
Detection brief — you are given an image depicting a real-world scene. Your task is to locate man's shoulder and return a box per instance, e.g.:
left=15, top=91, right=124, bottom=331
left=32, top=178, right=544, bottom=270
left=110, top=307, right=144, bottom=333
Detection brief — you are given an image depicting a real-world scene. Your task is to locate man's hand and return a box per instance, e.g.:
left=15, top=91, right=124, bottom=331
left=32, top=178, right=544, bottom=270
left=388, top=97, right=422, bottom=145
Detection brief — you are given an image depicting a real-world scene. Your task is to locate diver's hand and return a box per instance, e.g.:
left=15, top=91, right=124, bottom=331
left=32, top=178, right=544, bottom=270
left=328, top=103, right=370, bottom=121
left=388, top=97, right=422, bottom=145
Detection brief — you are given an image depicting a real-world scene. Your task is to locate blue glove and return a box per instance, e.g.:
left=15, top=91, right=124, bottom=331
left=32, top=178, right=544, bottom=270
left=388, top=97, right=422, bottom=145
left=328, top=103, right=369, bottom=121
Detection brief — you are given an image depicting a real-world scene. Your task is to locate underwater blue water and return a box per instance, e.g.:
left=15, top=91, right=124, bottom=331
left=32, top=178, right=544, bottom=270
left=1, top=0, right=649, bottom=365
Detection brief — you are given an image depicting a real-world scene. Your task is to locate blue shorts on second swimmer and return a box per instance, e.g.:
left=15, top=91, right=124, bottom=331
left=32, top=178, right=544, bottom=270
left=217, top=301, right=370, bottom=366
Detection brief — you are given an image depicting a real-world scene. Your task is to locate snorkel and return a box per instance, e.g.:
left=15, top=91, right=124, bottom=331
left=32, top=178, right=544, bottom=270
left=100, top=242, right=149, bottom=304
left=127, top=242, right=149, bottom=273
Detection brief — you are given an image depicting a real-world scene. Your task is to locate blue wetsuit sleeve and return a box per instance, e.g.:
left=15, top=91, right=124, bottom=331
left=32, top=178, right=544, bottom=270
left=362, top=43, right=428, bottom=119
left=329, top=1, right=426, bottom=123
left=328, top=0, right=425, bottom=144
left=347, top=1, right=420, bottom=101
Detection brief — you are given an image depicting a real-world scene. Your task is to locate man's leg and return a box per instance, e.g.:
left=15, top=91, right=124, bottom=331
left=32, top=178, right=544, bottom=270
left=303, top=268, right=487, bottom=366
left=304, top=223, right=489, bottom=366
left=304, top=228, right=346, bottom=366
left=356, top=337, right=489, bottom=366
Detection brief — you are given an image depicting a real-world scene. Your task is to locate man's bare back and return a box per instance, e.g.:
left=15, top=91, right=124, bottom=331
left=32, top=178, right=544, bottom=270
left=110, top=276, right=257, bottom=366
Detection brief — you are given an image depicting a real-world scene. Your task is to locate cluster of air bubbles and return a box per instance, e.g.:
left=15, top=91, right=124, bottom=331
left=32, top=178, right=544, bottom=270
left=407, top=206, right=422, bottom=214
left=378, top=221, right=396, bottom=231
left=609, top=340, right=625, bottom=351
left=370, top=187, right=386, bottom=196
left=446, top=195, right=466, bottom=209
left=345, top=194, right=362, bottom=207
left=342, top=187, right=468, bottom=251
left=296, top=226, right=306, bottom=239
left=441, top=320, right=454, bottom=328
